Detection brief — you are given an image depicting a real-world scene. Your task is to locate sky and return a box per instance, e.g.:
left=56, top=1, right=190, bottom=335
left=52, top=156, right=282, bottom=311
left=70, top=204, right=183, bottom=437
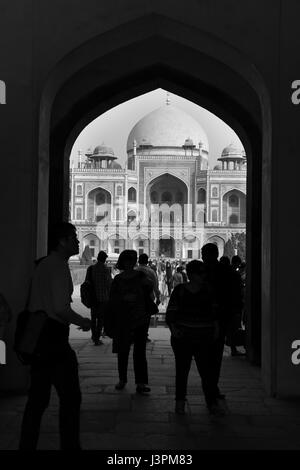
left=70, top=88, right=244, bottom=168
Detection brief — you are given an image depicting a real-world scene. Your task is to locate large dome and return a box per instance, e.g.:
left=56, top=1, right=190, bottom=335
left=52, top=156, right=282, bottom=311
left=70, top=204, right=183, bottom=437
left=127, top=105, right=209, bottom=152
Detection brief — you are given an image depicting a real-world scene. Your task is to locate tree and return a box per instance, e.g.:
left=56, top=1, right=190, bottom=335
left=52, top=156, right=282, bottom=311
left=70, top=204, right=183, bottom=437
left=227, top=232, right=246, bottom=261
left=223, top=238, right=235, bottom=259
left=236, top=232, right=246, bottom=261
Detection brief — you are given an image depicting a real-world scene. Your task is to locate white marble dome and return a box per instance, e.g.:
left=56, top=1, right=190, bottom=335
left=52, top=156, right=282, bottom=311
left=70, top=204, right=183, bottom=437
left=127, top=105, right=209, bottom=152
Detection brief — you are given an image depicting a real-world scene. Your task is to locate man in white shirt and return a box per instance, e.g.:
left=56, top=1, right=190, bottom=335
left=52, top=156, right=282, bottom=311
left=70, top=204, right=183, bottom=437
left=19, top=222, right=91, bottom=450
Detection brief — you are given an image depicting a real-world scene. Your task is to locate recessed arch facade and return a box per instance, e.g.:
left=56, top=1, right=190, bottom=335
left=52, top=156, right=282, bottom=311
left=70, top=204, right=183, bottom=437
left=222, top=189, right=246, bottom=225
left=85, top=187, right=112, bottom=222
left=82, top=233, right=100, bottom=258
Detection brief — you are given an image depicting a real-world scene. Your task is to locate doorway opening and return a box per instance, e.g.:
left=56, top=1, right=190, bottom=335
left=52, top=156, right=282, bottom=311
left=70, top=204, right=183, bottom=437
left=159, top=237, right=175, bottom=258
left=39, top=17, right=271, bottom=389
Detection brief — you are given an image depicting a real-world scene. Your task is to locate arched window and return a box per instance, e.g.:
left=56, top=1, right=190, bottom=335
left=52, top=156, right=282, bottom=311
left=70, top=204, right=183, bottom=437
left=83, top=235, right=99, bottom=258
left=197, top=210, right=205, bottom=223
left=197, top=188, right=206, bottom=204
left=128, top=187, right=136, bottom=202
left=212, top=209, right=218, bottom=222
left=229, top=214, right=239, bottom=224
left=76, top=184, right=83, bottom=196
left=161, top=191, right=172, bottom=203
left=212, top=187, right=218, bottom=198
left=151, top=191, right=158, bottom=203
left=229, top=194, right=239, bottom=207
left=76, top=207, right=82, bottom=220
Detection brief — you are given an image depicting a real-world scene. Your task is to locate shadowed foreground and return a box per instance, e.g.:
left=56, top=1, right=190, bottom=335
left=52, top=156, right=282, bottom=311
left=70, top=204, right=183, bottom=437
left=1, top=325, right=300, bottom=450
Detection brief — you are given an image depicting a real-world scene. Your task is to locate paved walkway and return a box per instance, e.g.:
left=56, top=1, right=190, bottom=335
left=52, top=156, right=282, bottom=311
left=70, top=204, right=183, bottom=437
left=1, top=288, right=300, bottom=451
left=1, top=326, right=300, bottom=450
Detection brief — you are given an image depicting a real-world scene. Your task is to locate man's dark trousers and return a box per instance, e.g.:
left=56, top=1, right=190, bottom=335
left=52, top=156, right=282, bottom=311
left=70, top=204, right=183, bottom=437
left=117, top=323, right=149, bottom=384
left=91, top=301, right=108, bottom=342
left=19, top=346, right=81, bottom=450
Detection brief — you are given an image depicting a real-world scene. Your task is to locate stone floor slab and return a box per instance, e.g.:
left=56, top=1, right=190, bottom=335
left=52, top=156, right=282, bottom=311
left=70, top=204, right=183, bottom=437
left=2, top=327, right=300, bottom=450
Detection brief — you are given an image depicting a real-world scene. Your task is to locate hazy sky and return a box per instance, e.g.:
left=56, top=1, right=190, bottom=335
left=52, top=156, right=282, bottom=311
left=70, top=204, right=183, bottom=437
left=70, top=88, right=244, bottom=168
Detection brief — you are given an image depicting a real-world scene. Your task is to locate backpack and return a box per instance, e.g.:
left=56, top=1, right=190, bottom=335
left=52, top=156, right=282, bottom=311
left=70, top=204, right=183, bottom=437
left=14, top=256, right=70, bottom=365
left=80, top=266, right=96, bottom=308
left=14, top=309, right=48, bottom=365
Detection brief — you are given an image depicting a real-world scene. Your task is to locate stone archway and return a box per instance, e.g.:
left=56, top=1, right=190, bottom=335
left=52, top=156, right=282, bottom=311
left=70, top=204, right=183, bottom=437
left=86, top=187, right=112, bottom=222
left=147, top=173, right=188, bottom=226
left=37, top=15, right=272, bottom=391
left=159, top=236, right=175, bottom=258
left=222, top=189, right=246, bottom=225
left=82, top=233, right=100, bottom=259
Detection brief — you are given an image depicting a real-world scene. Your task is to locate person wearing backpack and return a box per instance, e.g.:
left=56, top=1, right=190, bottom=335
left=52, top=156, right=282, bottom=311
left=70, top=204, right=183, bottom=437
left=18, top=222, right=91, bottom=450
left=85, top=250, right=112, bottom=345
left=201, top=243, right=244, bottom=401
left=107, top=250, right=153, bottom=394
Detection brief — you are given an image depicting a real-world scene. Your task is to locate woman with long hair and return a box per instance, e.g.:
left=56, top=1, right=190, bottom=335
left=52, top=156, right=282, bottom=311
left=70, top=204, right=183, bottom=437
left=107, top=250, right=153, bottom=394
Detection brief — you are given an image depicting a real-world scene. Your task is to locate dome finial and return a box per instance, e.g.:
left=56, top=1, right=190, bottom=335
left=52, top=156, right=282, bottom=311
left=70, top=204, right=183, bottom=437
left=166, top=92, right=171, bottom=106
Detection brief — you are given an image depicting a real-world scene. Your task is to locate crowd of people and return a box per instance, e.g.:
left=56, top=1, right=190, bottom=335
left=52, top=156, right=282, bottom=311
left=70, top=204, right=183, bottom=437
left=18, top=222, right=246, bottom=449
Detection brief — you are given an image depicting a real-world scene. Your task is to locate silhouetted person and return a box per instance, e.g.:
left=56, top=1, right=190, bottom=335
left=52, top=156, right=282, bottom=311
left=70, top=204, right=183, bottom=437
left=177, top=265, right=188, bottom=283
left=220, top=253, right=238, bottom=350
left=159, top=271, right=169, bottom=307
left=0, top=292, right=12, bottom=341
left=136, top=253, right=160, bottom=305
left=228, top=255, right=245, bottom=354
left=219, top=255, right=231, bottom=267
left=149, top=259, right=157, bottom=274
left=166, top=260, right=223, bottom=415
left=107, top=250, right=153, bottom=394
left=231, top=255, right=242, bottom=272
left=173, top=267, right=183, bottom=288
left=239, top=262, right=247, bottom=326
left=166, top=261, right=173, bottom=296
left=19, top=222, right=91, bottom=450
left=136, top=253, right=160, bottom=342
left=85, top=250, right=112, bottom=345
left=201, top=243, right=243, bottom=400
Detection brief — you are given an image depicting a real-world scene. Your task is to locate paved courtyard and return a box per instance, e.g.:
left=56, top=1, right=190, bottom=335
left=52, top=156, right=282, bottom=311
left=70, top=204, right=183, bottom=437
left=1, top=289, right=300, bottom=450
